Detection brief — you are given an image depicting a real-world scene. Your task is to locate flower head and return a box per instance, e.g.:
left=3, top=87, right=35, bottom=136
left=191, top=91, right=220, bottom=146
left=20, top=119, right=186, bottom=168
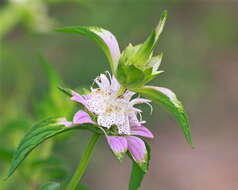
left=61, top=73, right=154, bottom=168
left=71, top=73, right=152, bottom=136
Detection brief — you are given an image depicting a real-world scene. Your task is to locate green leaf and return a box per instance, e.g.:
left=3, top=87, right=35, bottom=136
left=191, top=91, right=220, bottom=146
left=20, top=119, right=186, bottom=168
left=58, top=86, right=90, bottom=98
left=134, top=86, right=193, bottom=147
left=56, top=26, right=120, bottom=73
left=128, top=142, right=151, bottom=190
left=58, top=86, right=74, bottom=97
left=39, top=182, right=61, bottom=190
left=6, top=117, right=102, bottom=178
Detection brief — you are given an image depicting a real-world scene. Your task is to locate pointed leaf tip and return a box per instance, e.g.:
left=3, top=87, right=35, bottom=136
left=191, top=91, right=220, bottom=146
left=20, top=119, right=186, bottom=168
left=155, top=10, right=168, bottom=38
left=58, top=86, right=73, bottom=97
left=134, top=86, right=193, bottom=147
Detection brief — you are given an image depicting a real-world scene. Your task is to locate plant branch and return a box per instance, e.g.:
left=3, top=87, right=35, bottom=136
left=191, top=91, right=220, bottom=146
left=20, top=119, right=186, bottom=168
left=66, top=133, right=100, bottom=190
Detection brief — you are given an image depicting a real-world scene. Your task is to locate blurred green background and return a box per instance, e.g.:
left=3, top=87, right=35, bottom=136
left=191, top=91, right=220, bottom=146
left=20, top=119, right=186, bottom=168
left=1, top=0, right=238, bottom=189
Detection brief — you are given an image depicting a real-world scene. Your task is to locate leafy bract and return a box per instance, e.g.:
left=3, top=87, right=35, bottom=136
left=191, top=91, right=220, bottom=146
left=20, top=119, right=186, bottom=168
left=115, top=11, right=167, bottom=89
left=134, top=10, right=167, bottom=65
left=56, top=26, right=120, bottom=73
left=134, top=86, right=193, bottom=146
left=116, top=63, right=145, bottom=89
left=128, top=142, right=151, bottom=190
left=6, top=117, right=101, bottom=178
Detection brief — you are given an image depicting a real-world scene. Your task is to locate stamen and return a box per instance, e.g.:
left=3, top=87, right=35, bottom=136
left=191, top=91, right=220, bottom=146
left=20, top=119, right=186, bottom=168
left=85, top=73, right=150, bottom=136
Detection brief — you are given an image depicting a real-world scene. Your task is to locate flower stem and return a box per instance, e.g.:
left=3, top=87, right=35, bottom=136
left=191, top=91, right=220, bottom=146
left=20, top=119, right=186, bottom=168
left=66, top=133, right=100, bottom=190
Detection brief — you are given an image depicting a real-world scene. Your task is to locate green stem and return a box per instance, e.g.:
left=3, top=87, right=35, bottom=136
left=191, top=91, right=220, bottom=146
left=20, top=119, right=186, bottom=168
left=66, top=133, right=100, bottom=190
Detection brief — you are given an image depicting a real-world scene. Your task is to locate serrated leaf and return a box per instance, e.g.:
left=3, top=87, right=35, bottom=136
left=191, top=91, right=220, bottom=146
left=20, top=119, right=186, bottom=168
left=56, top=26, right=120, bottom=73
left=39, top=182, right=61, bottom=190
left=128, top=142, right=151, bottom=190
left=134, top=86, right=193, bottom=146
left=6, top=117, right=101, bottom=178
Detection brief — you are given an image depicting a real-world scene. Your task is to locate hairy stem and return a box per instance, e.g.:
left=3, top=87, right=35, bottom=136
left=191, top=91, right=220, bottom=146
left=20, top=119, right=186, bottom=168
left=66, top=133, right=100, bottom=190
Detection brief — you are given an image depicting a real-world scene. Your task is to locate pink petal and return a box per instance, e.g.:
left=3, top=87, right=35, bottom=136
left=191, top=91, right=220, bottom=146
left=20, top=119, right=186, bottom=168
left=95, top=74, right=111, bottom=91
left=131, top=125, right=154, bottom=139
left=95, top=30, right=121, bottom=64
left=128, top=112, right=141, bottom=127
left=127, top=136, right=147, bottom=164
left=107, top=136, right=128, bottom=160
left=73, top=110, right=95, bottom=124
left=110, top=76, right=120, bottom=92
left=130, top=98, right=151, bottom=105
left=123, top=91, right=136, bottom=101
left=70, top=91, right=87, bottom=107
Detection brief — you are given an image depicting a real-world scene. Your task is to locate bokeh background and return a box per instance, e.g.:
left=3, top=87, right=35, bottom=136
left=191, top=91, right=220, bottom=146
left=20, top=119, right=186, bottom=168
left=1, top=0, right=238, bottom=189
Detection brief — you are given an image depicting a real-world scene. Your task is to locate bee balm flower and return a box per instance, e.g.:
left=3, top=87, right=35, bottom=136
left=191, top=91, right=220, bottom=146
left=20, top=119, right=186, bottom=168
left=61, top=73, right=154, bottom=168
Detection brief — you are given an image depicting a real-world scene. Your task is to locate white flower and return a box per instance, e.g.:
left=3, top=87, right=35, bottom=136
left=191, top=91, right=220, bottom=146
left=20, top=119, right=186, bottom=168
left=71, top=72, right=152, bottom=135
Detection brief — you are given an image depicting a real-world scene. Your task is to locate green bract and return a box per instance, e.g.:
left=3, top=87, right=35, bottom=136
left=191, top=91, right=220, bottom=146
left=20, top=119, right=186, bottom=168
left=115, top=11, right=167, bottom=89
